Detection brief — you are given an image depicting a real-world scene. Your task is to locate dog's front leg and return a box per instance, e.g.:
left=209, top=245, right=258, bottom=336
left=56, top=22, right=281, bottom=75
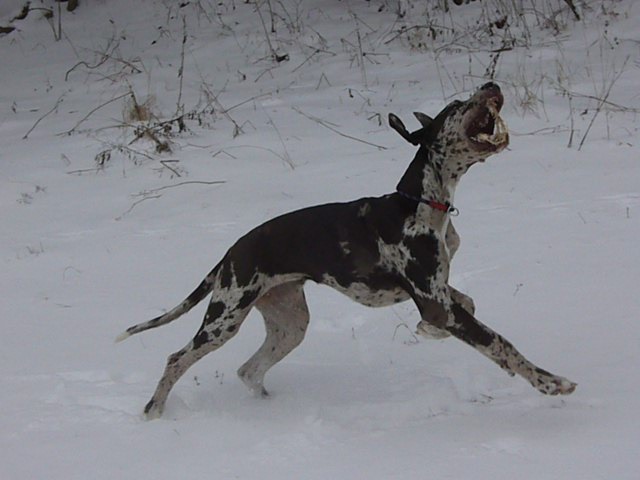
left=445, top=301, right=577, bottom=395
left=416, top=288, right=474, bottom=340
left=450, top=287, right=475, bottom=315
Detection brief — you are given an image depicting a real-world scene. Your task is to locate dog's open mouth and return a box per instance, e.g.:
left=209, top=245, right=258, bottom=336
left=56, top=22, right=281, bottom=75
left=466, top=93, right=509, bottom=153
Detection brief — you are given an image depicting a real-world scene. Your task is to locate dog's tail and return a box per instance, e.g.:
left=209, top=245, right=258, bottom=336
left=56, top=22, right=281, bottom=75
left=115, top=267, right=218, bottom=343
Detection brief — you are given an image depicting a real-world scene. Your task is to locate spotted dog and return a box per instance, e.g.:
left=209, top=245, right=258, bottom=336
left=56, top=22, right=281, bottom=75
left=117, top=82, right=576, bottom=419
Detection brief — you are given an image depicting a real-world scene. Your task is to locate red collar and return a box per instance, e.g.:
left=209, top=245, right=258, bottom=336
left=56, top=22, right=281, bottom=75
left=396, top=190, right=459, bottom=216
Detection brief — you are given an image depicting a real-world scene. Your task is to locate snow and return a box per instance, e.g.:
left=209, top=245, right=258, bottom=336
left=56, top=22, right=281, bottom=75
left=1, top=0, right=639, bottom=478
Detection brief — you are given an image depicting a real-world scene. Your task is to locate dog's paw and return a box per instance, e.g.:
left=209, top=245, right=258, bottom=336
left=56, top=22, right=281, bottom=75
left=536, top=375, right=577, bottom=396
left=238, top=368, right=270, bottom=398
left=143, top=400, right=164, bottom=420
left=248, top=384, right=270, bottom=399
left=416, top=321, right=451, bottom=340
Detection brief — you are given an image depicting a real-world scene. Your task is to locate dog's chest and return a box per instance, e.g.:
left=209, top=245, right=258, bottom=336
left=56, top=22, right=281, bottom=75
left=322, top=276, right=411, bottom=307
left=439, top=217, right=452, bottom=257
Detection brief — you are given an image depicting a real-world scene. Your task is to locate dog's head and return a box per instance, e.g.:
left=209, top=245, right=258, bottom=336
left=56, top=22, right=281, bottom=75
left=389, top=82, right=509, bottom=167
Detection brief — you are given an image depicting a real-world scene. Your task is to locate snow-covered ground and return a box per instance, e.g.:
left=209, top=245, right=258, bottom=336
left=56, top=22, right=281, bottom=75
left=1, top=1, right=639, bottom=478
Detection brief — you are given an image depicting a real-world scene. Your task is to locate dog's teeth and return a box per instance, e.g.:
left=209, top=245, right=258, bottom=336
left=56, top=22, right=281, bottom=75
left=471, top=101, right=509, bottom=148
left=474, top=131, right=509, bottom=146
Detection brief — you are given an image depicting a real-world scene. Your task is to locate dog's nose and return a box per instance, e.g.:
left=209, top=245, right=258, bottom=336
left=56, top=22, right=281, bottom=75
left=480, top=82, right=500, bottom=93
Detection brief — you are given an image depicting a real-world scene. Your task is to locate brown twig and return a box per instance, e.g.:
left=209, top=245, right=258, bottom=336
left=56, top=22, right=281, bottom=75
left=222, top=93, right=273, bottom=114
left=212, top=145, right=291, bottom=164
left=23, top=93, right=65, bottom=139
left=57, top=92, right=132, bottom=136
left=199, top=81, right=244, bottom=137
left=67, top=167, right=103, bottom=175
left=132, top=180, right=226, bottom=198
left=292, top=107, right=387, bottom=150
left=176, top=15, right=187, bottom=116
left=263, top=108, right=294, bottom=169
left=578, top=56, right=629, bottom=151
left=118, top=180, right=226, bottom=220
left=115, top=195, right=162, bottom=221
left=159, top=160, right=182, bottom=177
left=556, top=86, right=639, bottom=113
left=291, top=48, right=335, bottom=73
left=255, top=0, right=287, bottom=62
left=64, top=38, right=120, bottom=81
left=65, top=39, right=142, bottom=82
left=563, top=0, right=581, bottom=21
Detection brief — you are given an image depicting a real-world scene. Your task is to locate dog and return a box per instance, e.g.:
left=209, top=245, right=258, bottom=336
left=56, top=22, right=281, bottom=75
left=117, top=82, right=576, bottom=419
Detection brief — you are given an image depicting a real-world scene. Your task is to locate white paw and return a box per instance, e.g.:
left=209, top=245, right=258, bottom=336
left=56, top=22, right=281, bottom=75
left=537, top=375, right=577, bottom=396
left=143, top=400, right=164, bottom=420
left=238, top=369, right=269, bottom=398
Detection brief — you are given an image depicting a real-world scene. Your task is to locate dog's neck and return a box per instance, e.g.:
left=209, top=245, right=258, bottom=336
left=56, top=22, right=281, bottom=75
left=396, top=146, right=461, bottom=223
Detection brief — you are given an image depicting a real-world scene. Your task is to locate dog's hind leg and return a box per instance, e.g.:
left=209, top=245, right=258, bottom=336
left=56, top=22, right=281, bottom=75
left=445, top=301, right=577, bottom=396
left=143, top=296, right=253, bottom=420
left=237, top=281, right=309, bottom=397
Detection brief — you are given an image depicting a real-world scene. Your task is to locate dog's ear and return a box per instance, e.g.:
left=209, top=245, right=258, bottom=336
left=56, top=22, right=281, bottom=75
left=389, top=113, right=420, bottom=146
left=413, top=111, right=433, bottom=128
left=389, top=113, right=409, bottom=136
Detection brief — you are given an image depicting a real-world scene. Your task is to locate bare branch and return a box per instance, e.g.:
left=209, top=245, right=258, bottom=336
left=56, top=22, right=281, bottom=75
left=292, top=107, right=387, bottom=150
left=118, top=181, right=225, bottom=221
left=132, top=180, right=226, bottom=198
left=115, top=195, right=162, bottom=221
left=176, top=15, right=187, bottom=116
left=578, top=56, right=629, bottom=151
left=23, top=93, right=65, bottom=140
left=58, top=93, right=132, bottom=136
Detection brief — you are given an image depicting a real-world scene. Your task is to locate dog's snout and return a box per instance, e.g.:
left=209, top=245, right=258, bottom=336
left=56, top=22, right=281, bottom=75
left=480, top=82, right=500, bottom=93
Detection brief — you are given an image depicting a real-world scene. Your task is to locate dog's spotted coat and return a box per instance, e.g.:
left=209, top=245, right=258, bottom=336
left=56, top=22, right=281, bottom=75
left=117, top=83, right=576, bottom=419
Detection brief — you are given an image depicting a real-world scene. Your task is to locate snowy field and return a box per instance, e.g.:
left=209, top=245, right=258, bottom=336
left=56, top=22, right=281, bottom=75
left=1, top=1, right=639, bottom=478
